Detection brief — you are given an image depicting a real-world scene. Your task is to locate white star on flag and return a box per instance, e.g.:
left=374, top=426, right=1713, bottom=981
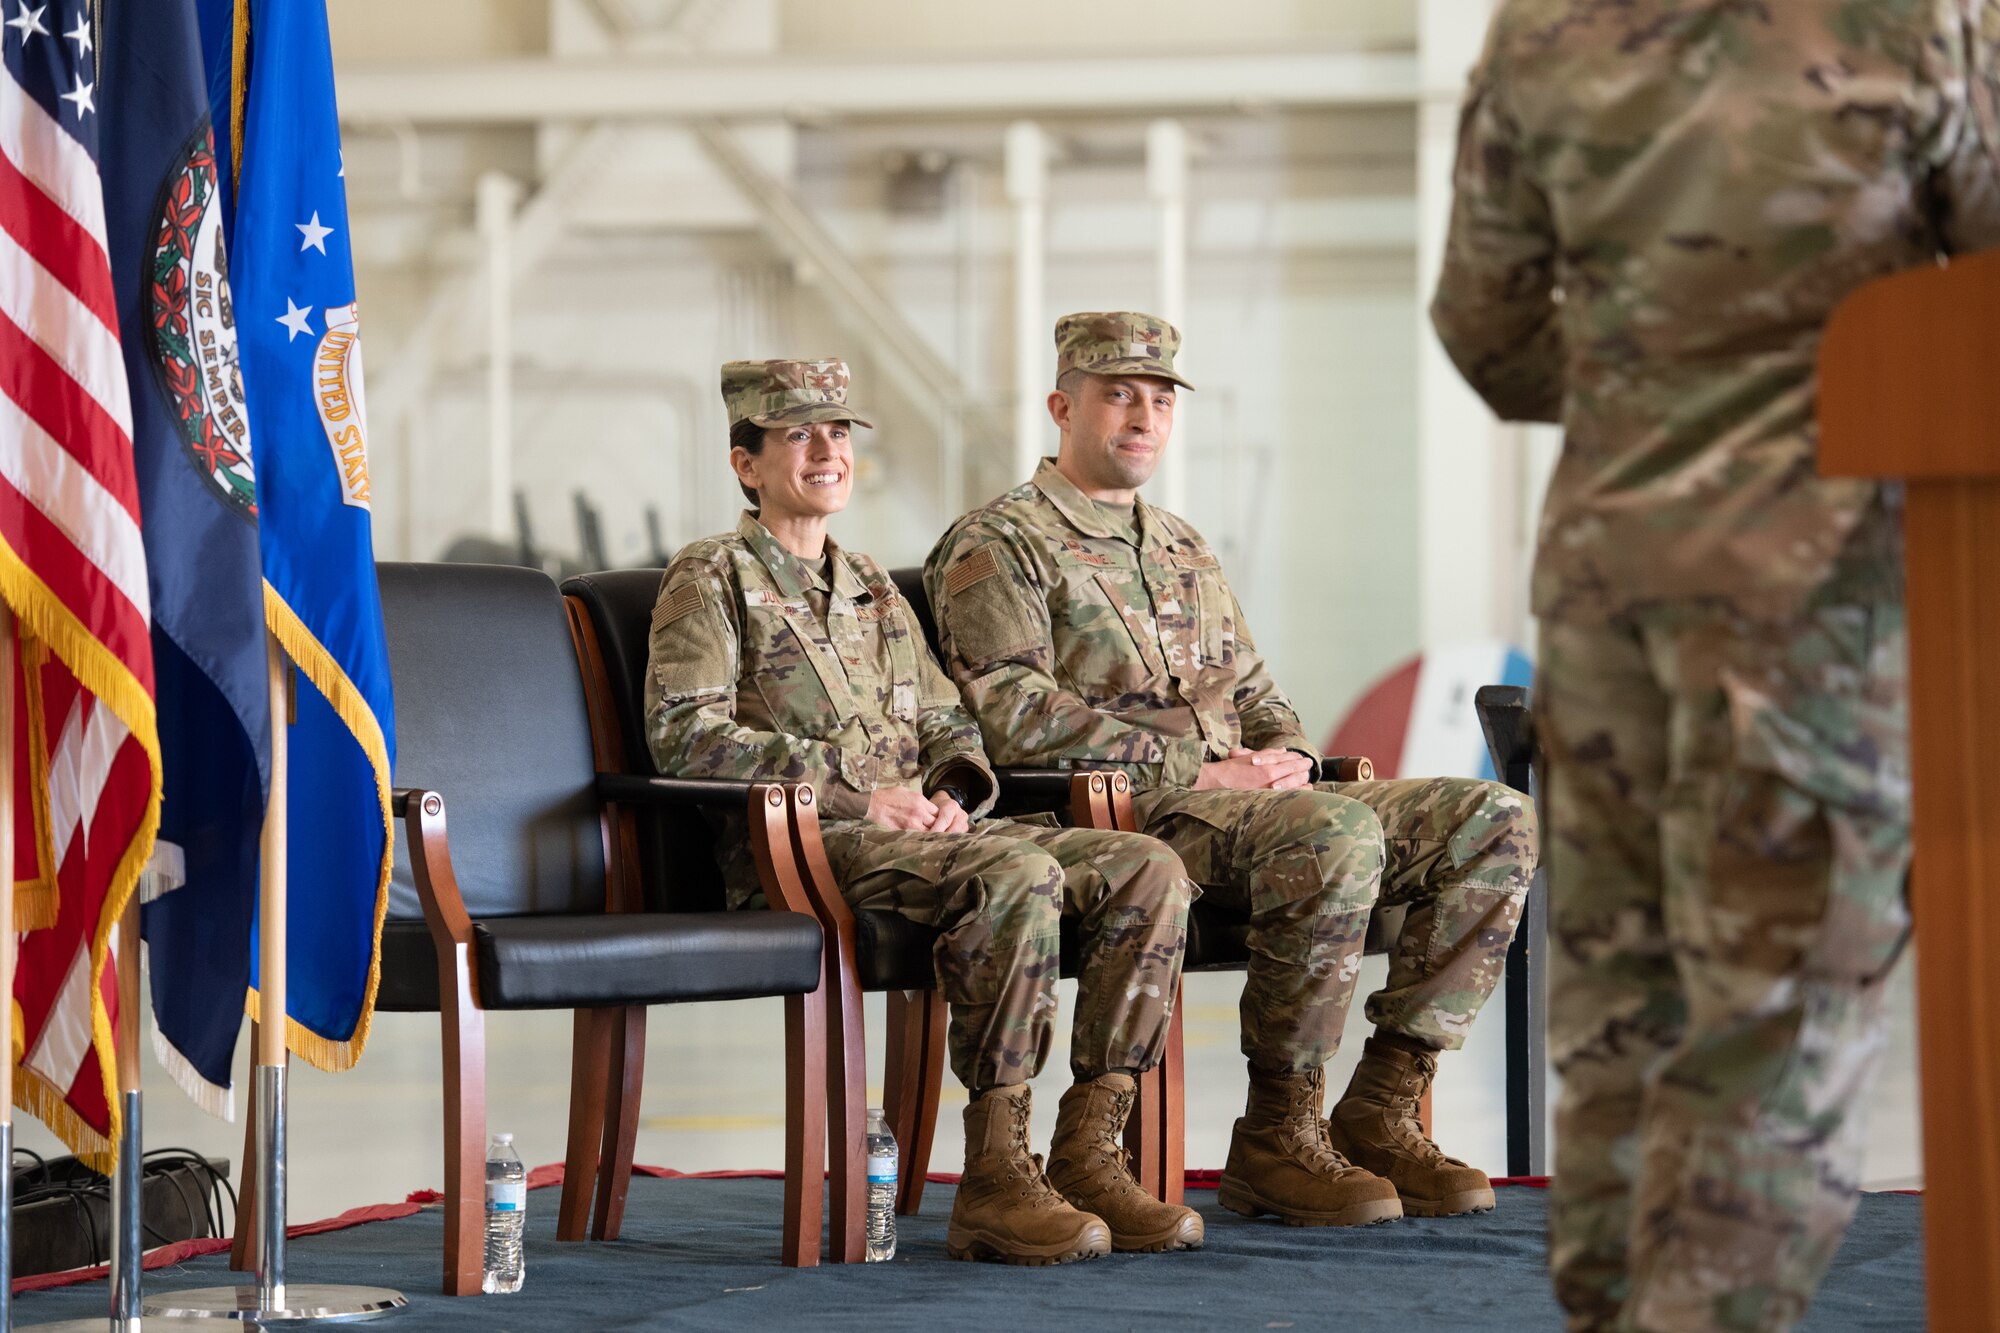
left=63, top=10, right=88, bottom=54
left=296, top=212, right=334, bottom=254
left=5, top=3, right=48, bottom=40
left=277, top=297, right=315, bottom=342
left=58, top=75, right=94, bottom=116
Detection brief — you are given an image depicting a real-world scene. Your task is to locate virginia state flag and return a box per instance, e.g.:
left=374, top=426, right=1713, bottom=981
left=100, top=0, right=269, bottom=1118
left=197, top=0, right=394, bottom=1070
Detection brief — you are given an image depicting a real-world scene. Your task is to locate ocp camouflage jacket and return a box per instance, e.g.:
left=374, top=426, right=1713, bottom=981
left=646, top=512, right=998, bottom=834
left=924, top=460, right=1318, bottom=793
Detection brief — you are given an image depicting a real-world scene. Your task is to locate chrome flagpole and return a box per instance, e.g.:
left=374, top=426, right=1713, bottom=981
left=1, top=605, right=17, bottom=1332
left=142, top=635, right=401, bottom=1324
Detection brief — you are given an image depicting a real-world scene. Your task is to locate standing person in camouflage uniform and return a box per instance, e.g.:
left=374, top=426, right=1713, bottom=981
left=925, top=314, right=1539, bottom=1229
left=1432, top=5, right=2000, bottom=1328
left=646, top=358, right=1204, bottom=1265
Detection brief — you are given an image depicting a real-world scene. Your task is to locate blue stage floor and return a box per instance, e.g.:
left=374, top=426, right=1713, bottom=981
left=12, top=1177, right=1924, bottom=1331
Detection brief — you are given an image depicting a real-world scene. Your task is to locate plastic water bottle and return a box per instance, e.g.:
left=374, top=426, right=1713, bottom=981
left=483, top=1132, right=526, bottom=1293
left=865, top=1108, right=898, bottom=1262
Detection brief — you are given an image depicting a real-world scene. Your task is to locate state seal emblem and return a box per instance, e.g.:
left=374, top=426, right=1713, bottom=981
left=144, top=125, right=257, bottom=520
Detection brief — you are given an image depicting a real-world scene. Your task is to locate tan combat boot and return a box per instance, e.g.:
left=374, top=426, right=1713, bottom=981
left=1218, top=1064, right=1402, bottom=1227
left=947, top=1084, right=1113, bottom=1265
left=1326, top=1034, right=1496, bottom=1217
left=1045, top=1073, right=1204, bottom=1253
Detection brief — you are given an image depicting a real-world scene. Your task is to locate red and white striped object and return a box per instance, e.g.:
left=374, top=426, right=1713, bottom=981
left=3, top=4, right=161, bottom=1169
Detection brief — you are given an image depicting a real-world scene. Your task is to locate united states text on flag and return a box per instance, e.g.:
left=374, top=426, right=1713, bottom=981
left=1, top=0, right=163, bottom=1167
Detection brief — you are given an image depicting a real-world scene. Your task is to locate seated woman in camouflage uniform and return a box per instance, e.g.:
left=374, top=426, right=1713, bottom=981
left=643, top=357, right=1202, bottom=1265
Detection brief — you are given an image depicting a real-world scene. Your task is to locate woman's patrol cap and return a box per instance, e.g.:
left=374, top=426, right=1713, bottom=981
left=720, top=358, right=875, bottom=431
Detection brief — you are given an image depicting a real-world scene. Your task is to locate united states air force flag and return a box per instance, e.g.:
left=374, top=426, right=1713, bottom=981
left=198, top=0, right=394, bottom=1070
left=101, top=0, right=270, bottom=1118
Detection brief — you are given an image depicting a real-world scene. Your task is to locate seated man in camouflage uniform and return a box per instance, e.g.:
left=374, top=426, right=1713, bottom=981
left=925, top=314, right=1539, bottom=1227
left=646, top=357, right=1203, bottom=1265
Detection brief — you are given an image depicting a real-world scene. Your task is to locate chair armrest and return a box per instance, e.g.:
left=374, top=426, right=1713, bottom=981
left=597, top=772, right=774, bottom=807
left=1474, top=685, right=1534, bottom=795
left=1319, top=755, right=1374, bottom=783
left=989, top=767, right=1082, bottom=816
left=395, top=786, right=482, bottom=1006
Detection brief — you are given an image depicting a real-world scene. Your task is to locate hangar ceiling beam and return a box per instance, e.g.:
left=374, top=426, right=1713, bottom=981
left=337, top=49, right=1418, bottom=124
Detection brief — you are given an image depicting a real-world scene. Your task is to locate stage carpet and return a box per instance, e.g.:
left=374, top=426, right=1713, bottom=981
left=12, top=1175, right=1923, bottom=1330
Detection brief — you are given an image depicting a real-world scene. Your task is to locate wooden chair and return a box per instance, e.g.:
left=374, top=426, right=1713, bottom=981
left=237, top=562, right=831, bottom=1293
left=562, top=569, right=1116, bottom=1263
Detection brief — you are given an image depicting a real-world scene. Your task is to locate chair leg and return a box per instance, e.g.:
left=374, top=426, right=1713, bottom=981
left=1127, top=978, right=1187, bottom=1205
left=228, top=1026, right=258, bottom=1272
left=823, top=984, right=867, bottom=1264
left=560, top=1008, right=615, bottom=1242
left=884, top=989, right=946, bottom=1216
left=591, top=1004, right=646, bottom=1242
left=782, top=989, right=828, bottom=1267
left=440, top=946, right=488, bottom=1296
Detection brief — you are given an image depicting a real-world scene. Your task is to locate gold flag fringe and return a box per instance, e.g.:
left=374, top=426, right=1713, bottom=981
left=0, top=538, right=164, bottom=1172
left=248, top=582, right=390, bottom=1074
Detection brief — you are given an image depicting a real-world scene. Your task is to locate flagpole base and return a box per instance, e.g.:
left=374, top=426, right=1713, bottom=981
left=22, top=1318, right=263, bottom=1331
left=140, top=1284, right=405, bottom=1323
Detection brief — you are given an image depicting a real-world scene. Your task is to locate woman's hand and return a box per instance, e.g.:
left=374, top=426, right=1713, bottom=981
left=865, top=787, right=940, bottom=831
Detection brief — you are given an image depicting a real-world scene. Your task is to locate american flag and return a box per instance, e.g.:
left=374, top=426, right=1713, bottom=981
left=2, top=0, right=162, bottom=1167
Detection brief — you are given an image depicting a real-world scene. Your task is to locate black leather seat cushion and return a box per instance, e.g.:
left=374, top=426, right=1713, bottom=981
left=852, top=910, right=943, bottom=991
left=374, top=912, right=823, bottom=1011
left=852, top=897, right=1404, bottom=987
left=1186, top=900, right=1405, bottom=971
left=476, top=912, right=823, bottom=1008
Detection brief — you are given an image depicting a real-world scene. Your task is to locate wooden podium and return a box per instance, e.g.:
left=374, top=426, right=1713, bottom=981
left=1818, top=249, right=2000, bottom=1329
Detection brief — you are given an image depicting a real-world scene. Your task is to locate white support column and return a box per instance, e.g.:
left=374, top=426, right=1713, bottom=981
left=477, top=171, right=520, bottom=540
left=1005, top=121, right=1048, bottom=484
left=1415, top=0, right=1504, bottom=648
left=1147, top=118, right=1190, bottom=514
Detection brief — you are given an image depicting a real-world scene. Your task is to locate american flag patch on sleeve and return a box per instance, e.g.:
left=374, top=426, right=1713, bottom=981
left=945, top=546, right=1002, bottom=595
left=653, top=581, right=705, bottom=632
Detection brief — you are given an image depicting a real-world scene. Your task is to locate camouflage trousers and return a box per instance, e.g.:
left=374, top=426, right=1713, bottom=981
left=823, top=819, right=1193, bottom=1091
left=1130, top=776, right=1536, bottom=1073
left=1539, top=598, right=1911, bottom=1333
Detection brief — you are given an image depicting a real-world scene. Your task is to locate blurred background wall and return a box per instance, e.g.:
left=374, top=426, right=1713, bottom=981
left=328, top=0, right=1556, bottom=745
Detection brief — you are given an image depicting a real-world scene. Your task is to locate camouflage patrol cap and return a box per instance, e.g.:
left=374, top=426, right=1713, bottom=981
left=719, top=358, right=875, bottom=432
left=1053, top=311, right=1194, bottom=391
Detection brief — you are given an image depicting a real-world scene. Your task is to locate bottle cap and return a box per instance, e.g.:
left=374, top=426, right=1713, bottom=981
left=495, top=1133, right=513, bottom=1143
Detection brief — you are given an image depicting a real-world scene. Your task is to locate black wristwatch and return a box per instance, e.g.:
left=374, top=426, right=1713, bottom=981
left=932, top=783, right=973, bottom=811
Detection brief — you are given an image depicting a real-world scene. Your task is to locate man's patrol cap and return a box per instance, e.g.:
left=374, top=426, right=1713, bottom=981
left=720, top=358, right=875, bottom=432
left=1053, top=311, right=1195, bottom=391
